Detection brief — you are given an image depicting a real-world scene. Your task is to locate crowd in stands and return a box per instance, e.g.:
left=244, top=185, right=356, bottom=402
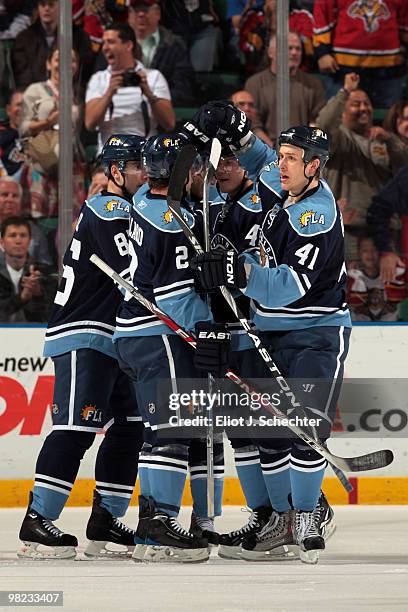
left=0, top=0, right=407, bottom=323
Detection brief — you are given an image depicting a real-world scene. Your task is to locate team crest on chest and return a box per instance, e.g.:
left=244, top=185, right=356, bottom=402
left=299, top=210, right=325, bottom=228
left=265, top=204, right=281, bottom=229
left=347, top=0, right=390, bottom=33
left=211, top=233, right=236, bottom=251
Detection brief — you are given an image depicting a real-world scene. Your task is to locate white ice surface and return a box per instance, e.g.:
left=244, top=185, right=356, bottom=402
left=0, top=506, right=407, bottom=612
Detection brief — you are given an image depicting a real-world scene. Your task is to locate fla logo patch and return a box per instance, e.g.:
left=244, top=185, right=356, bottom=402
left=104, top=199, right=120, bottom=212
left=163, top=209, right=173, bottom=224
left=81, top=404, right=102, bottom=423
left=299, top=210, right=325, bottom=228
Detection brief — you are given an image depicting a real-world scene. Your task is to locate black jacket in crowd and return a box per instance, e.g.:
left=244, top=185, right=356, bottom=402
left=367, top=164, right=408, bottom=253
left=0, top=255, right=57, bottom=323
left=12, top=19, right=95, bottom=91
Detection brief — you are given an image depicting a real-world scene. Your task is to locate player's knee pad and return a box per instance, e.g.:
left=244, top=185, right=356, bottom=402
left=229, top=437, right=256, bottom=451
left=44, top=429, right=95, bottom=459
left=152, top=442, right=190, bottom=462
left=292, top=442, right=327, bottom=464
left=102, top=421, right=144, bottom=454
left=189, top=438, right=224, bottom=466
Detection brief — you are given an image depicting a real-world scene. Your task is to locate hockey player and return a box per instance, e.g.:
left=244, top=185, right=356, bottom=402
left=18, top=134, right=145, bottom=560
left=193, top=145, right=274, bottom=559
left=191, top=104, right=351, bottom=563
left=114, top=133, right=229, bottom=563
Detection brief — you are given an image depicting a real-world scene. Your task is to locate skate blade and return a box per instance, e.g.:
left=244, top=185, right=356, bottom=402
left=17, top=542, right=77, bottom=560
left=299, top=548, right=320, bottom=565
left=241, top=545, right=298, bottom=562
left=84, top=540, right=134, bottom=559
left=218, top=545, right=244, bottom=560
left=143, top=545, right=209, bottom=564
left=132, top=544, right=147, bottom=562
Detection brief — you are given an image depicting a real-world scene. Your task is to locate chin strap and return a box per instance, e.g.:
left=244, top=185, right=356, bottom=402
left=110, top=171, right=133, bottom=202
left=290, top=164, right=318, bottom=198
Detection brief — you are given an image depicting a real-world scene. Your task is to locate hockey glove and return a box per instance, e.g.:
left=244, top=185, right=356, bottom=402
left=181, top=118, right=211, bottom=152
left=195, top=101, right=252, bottom=149
left=194, top=322, right=231, bottom=378
left=191, top=250, right=248, bottom=291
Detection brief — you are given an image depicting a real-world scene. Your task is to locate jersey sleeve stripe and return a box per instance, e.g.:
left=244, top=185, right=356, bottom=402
left=153, top=278, right=195, bottom=293
left=155, top=287, right=192, bottom=300
left=288, top=267, right=307, bottom=296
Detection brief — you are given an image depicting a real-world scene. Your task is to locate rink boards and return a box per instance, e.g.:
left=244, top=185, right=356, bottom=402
left=1, top=324, right=407, bottom=506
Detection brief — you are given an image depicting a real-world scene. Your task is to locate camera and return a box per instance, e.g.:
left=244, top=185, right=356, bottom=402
left=122, top=70, right=141, bottom=87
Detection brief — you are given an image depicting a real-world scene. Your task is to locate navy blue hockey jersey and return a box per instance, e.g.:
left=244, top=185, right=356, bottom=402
left=115, top=187, right=212, bottom=338
left=44, top=193, right=132, bottom=358
left=195, top=184, right=264, bottom=349
left=238, top=137, right=352, bottom=331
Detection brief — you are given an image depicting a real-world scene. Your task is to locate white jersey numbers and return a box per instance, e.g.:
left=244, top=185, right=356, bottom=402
left=294, top=243, right=320, bottom=270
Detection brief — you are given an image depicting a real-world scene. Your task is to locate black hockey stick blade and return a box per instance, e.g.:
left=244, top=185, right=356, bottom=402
left=168, top=144, right=197, bottom=208
left=343, top=449, right=394, bottom=472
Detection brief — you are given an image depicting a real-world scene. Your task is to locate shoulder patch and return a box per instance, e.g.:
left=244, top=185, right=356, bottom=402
left=237, top=191, right=262, bottom=213
left=133, top=196, right=195, bottom=233
left=86, top=194, right=130, bottom=220
left=285, top=183, right=337, bottom=236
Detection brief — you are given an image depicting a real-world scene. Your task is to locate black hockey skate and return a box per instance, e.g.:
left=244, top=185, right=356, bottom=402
left=189, top=513, right=220, bottom=546
left=132, top=495, right=156, bottom=562
left=218, top=505, right=273, bottom=560
left=314, top=491, right=336, bottom=541
left=85, top=491, right=135, bottom=558
left=18, top=492, right=78, bottom=559
left=241, top=510, right=297, bottom=561
left=292, top=510, right=325, bottom=565
left=142, top=511, right=209, bottom=563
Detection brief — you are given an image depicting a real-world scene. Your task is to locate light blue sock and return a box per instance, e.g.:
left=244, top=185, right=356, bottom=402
left=234, top=446, right=270, bottom=509
left=189, top=469, right=224, bottom=517
left=31, top=484, right=71, bottom=521
left=149, top=446, right=189, bottom=517
left=260, top=447, right=292, bottom=512
left=290, top=448, right=327, bottom=510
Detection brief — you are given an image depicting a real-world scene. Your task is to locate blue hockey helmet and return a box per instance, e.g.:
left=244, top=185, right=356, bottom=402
left=278, top=126, right=330, bottom=169
left=101, top=133, right=145, bottom=175
left=142, top=132, right=189, bottom=179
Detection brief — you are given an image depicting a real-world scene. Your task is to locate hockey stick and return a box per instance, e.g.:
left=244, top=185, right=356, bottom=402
left=166, top=147, right=394, bottom=482
left=202, top=138, right=222, bottom=520
left=90, top=253, right=393, bottom=481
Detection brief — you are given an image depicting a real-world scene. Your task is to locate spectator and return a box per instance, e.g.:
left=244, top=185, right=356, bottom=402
left=73, top=0, right=129, bottom=53
left=316, top=72, right=408, bottom=261
left=313, top=0, right=408, bottom=108
left=0, top=175, right=52, bottom=266
left=0, top=1, right=34, bottom=104
left=0, top=216, right=57, bottom=322
left=12, top=0, right=94, bottom=92
left=85, top=23, right=175, bottom=151
left=347, top=235, right=403, bottom=322
left=383, top=100, right=408, bottom=146
left=237, top=1, right=315, bottom=75
left=0, top=89, right=26, bottom=179
left=160, top=0, right=220, bottom=72
left=127, top=0, right=194, bottom=105
left=20, top=45, right=86, bottom=219
left=230, top=89, right=257, bottom=123
left=87, top=164, right=108, bottom=198
left=245, top=30, right=325, bottom=146
left=367, top=164, right=408, bottom=283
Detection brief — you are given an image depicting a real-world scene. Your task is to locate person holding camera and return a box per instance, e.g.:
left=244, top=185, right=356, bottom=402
left=85, top=23, right=175, bottom=152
